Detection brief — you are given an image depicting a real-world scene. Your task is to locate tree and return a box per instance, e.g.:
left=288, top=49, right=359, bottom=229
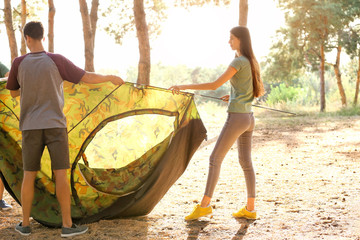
left=356, top=51, right=360, bottom=105
left=261, top=28, right=304, bottom=85
left=48, top=0, right=55, bottom=52
left=331, top=37, right=346, bottom=106
left=101, top=0, right=166, bottom=85
left=277, top=0, right=350, bottom=112
left=79, top=0, right=99, bottom=72
left=239, top=0, right=248, bottom=26
left=4, top=0, right=45, bottom=61
left=20, top=0, right=26, bottom=55
left=134, top=0, right=151, bottom=85
left=103, top=0, right=230, bottom=85
left=343, top=25, right=360, bottom=106
left=4, top=0, right=18, bottom=62
left=341, top=0, right=360, bottom=106
left=326, top=0, right=359, bottom=107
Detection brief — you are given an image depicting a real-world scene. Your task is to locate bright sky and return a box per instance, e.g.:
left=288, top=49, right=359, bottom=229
left=0, top=0, right=284, bottom=74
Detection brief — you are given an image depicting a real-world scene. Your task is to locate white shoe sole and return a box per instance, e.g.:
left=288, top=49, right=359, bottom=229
left=185, top=212, right=213, bottom=221
left=61, top=228, right=88, bottom=238
left=15, top=228, right=31, bottom=236
left=1, top=207, right=12, bottom=211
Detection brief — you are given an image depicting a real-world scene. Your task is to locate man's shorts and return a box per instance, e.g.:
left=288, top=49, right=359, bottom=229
left=22, top=128, right=70, bottom=171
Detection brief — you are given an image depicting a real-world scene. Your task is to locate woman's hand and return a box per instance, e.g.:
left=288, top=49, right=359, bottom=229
left=168, top=85, right=184, bottom=94
left=220, top=94, right=230, bottom=102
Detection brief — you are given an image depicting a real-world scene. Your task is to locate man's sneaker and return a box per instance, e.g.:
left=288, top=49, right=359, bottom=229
left=61, top=224, right=88, bottom=238
left=0, top=199, right=12, bottom=210
left=15, top=222, right=31, bottom=236
left=232, top=206, right=257, bottom=219
left=185, top=204, right=212, bottom=221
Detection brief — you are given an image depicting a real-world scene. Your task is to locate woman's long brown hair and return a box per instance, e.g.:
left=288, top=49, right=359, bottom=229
left=230, top=26, right=265, bottom=98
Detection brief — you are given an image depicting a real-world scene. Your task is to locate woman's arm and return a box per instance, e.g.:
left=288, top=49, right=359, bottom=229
left=169, top=66, right=237, bottom=93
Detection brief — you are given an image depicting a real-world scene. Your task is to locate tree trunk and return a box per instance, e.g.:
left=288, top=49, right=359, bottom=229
left=4, top=0, right=18, bottom=62
left=48, top=0, right=55, bottom=52
left=320, top=44, right=326, bottom=112
left=20, top=0, right=27, bottom=55
left=90, top=0, right=99, bottom=48
left=333, top=45, right=346, bottom=107
left=79, top=0, right=95, bottom=72
left=134, top=0, right=150, bottom=85
left=239, top=0, right=248, bottom=26
left=354, top=52, right=360, bottom=106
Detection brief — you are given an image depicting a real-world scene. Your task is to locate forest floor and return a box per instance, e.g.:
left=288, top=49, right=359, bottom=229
left=0, top=107, right=359, bottom=239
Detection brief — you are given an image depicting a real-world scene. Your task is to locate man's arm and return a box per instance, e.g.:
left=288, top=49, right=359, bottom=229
left=80, top=72, right=124, bottom=85
left=4, top=71, right=9, bottom=77
left=10, top=89, right=20, bottom=98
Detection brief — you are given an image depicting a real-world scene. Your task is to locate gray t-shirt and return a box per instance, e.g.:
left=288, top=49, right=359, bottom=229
left=6, top=51, right=85, bottom=131
left=228, top=56, right=253, bottom=113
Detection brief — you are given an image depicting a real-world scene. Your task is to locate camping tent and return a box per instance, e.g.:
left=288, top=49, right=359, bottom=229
left=0, top=80, right=206, bottom=227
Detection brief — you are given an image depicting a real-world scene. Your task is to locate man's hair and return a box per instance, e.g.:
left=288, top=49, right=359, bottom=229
left=23, top=21, right=44, bottom=40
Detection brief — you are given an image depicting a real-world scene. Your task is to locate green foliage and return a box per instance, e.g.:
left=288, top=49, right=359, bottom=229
left=261, top=29, right=304, bottom=84
left=342, top=24, right=360, bottom=58
left=276, top=0, right=349, bottom=69
left=265, top=83, right=303, bottom=105
left=100, top=0, right=232, bottom=45
left=0, top=0, right=45, bottom=32
left=264, top=0, right=360, bottom=112
left=123, top=60, right=360, bottom=110
left=13, top=0, right=46, bottom=23
left=261, top=62, right=360, bottom=113
left=335, top=106, right=360, bottom=116
left=100, top=0, right=167, bottom=45
left=122, top=59, right=360, bottom=115
left=273, top=0, right=359, bottom=70
left=343, top=58, right=358, bottom=82
left=173, top=0, right=230, bottom=8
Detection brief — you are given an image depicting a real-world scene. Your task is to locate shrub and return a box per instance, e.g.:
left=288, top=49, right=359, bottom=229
left=265, top=83, right=303, bottom=105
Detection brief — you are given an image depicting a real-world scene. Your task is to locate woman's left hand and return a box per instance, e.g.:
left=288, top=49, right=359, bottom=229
left=169, top=85, right=183, bottom=95
left=221, top=94, right=230, bottom=102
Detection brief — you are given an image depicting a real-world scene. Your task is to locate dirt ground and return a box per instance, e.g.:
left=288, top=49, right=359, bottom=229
left=0, top=112, right=359, bottom=239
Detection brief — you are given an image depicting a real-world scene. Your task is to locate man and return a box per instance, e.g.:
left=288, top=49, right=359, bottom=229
left=6, top=21, right=124, bottom=237
left=0, top=61, right=12, bottom=211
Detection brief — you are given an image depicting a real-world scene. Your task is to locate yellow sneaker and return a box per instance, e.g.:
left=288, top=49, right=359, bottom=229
left=232, top=206, right=257, bottom=219
left=185, top=204, right=212, bottom=221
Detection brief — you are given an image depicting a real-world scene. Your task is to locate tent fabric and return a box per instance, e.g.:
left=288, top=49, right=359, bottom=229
left=0, top=80, right=207, bottom=227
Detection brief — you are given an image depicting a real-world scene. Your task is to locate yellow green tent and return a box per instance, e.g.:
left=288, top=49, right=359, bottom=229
left=0, top=81, right=206, bottom=227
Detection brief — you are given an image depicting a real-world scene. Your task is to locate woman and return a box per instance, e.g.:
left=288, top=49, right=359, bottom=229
left=169, top=26, right=264, bottom=221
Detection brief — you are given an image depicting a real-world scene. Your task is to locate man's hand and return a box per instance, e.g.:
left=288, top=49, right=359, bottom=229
left=10, top=89, right=20, bottom=98
left=109, top=75, right=125, bottom=85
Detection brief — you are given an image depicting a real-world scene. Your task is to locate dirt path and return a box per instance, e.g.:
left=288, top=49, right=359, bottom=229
left=0, top=114, right=359, bottom=239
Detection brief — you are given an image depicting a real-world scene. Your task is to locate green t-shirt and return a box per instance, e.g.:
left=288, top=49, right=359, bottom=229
left=0, top=61, right=9, bottom=78
left=228, top=56, right=254, bottom=113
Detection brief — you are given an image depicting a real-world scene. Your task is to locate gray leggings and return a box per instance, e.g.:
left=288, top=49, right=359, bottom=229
left=204, top=112, right=255, bottom=198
